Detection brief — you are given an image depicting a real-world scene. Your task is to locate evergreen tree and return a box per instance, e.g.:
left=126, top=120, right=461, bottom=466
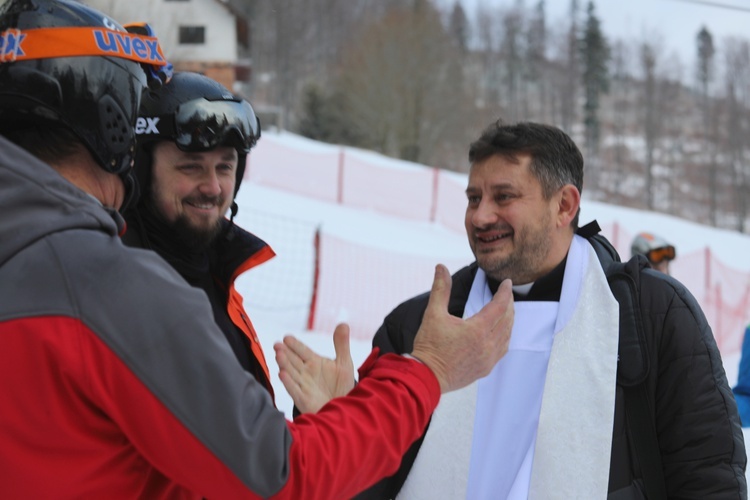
left=296, top=84, right=364, bottom=146
left=297, top=84, right=328, bottom=141
left=525, top=0, right=547, bottom=120
left=526, top=0, right=546, bottom=82
left=448, top=1, right=469, bottom=53
left=500, top=7, right=525, bottom=121
left=696, top=26, right=718, bottom=226
left=579, top=1, right=610, bottom=160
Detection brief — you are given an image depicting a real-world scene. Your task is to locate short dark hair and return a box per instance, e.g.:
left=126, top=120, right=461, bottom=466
left=469, top=121, right=584, bottom=196
left=4, top=124, right=83, bottom=165
left=468, top=121, right=584, bottom=228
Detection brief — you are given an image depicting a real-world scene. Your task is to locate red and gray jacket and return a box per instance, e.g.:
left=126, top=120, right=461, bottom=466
left=0, top=136, right=440, bottom=499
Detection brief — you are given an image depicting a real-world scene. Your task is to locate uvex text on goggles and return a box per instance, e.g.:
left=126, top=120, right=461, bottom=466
left=138, top=98, right=261, bottom=152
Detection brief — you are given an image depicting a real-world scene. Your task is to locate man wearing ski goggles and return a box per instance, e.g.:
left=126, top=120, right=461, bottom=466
left=631, top=232, right=676, bottom=274
left=123, top=72, right=276, bottom=399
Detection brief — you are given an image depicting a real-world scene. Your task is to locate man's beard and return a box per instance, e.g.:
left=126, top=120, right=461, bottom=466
left=476, top=215, right=552, bottom=285
left=146, top=192, right=225, bottom=250
left=171, top=213, right=224, bottom=250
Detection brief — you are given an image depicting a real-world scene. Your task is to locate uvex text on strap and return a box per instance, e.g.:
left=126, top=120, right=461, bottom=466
left=0, top=26, right=172, bottom=86
left=0, top=26, right=166, bottom=64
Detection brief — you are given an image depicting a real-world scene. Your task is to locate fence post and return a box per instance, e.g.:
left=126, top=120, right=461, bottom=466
left=430, top=168, right=439, bottom=223
left=306, top=226, right=321, bottom=331
left=612, top=221, right=619, bottom=251
left=337, top=148, right=345, bottom=205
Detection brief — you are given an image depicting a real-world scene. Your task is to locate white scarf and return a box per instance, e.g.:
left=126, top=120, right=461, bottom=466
left=398, top=235, right=620, bottom=500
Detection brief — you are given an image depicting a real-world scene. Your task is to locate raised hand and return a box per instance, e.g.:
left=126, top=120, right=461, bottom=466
left=274, top=323, right=356, bottom=414
left=411, top=264, right=514, bottom=393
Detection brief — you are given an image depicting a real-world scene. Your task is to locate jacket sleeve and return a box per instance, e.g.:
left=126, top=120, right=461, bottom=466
left=83, top=246, right=441, bottom=499
left=644, top=270, right=747, bottom=498
left=83, top=320, right=439, bottom=500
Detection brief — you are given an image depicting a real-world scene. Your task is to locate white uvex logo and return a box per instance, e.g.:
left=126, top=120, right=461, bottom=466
left=135, top=117, right=160, bottom=134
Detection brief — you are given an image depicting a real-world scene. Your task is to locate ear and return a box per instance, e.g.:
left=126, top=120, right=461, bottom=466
left=555, top=184, right=580, bottom=228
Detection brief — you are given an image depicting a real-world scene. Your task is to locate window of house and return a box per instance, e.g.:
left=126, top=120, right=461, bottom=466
left=179, top=26, right=205, bottom=44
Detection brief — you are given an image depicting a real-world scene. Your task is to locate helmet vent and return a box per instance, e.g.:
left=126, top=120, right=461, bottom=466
left=98, top=94, right=132, bottom=156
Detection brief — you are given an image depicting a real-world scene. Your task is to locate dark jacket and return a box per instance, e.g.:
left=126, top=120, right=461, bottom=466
left=359, top=235, right=747, bottom=499
left=122, top=210, right=276, bottom=395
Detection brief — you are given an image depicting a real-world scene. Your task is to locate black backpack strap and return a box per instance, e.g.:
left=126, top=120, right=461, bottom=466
left=581, top=221, right=668, bottom=498
left=609, top=266, right=668, bottom=500
left=623, top=386, right=668, bottom=499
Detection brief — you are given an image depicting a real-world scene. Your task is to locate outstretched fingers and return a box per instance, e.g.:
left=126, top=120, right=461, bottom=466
left=274, top=336, right=307, bottom=376
left=282, top=335, right=317, bottom=364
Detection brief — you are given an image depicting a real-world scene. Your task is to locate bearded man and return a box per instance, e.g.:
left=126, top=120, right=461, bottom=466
left=122, top=72, right=276, bottom=395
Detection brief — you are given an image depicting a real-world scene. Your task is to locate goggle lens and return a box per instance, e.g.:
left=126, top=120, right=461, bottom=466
left=174, top=98, right=260, bottom=152
left=647, top=245, right=675, bottom=264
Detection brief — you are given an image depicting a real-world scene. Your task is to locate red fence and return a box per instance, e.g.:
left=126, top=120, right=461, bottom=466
left=246, top=133, right=750, bottom=357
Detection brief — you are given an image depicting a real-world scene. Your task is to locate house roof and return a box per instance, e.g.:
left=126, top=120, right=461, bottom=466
left=212, top=0, right=251, bottom=20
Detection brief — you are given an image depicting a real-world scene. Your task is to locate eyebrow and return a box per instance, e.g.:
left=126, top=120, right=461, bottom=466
left=465, top=182, right=515, bottom=194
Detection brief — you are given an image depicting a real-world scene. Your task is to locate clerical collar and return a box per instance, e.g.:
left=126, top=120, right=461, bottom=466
left=487, top=256, right=568, bottom=302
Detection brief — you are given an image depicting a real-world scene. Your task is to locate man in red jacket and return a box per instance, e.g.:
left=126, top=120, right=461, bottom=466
left=0, top=1, right=514, bottom=498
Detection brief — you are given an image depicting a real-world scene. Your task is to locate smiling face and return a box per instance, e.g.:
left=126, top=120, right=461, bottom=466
left=465, top=153, right=578, bottom=285
left=149, top=141, right=238, bottom=245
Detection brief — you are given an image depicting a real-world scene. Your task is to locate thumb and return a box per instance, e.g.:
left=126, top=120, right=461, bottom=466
left=471, top=277, right=514, bottom=330
left=333, top=323, right=352, bottom=362
left=424, top=264, right=452, bottom=318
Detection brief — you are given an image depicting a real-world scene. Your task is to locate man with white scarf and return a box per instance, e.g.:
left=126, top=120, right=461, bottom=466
left=278, top=121, right=746, bottom=499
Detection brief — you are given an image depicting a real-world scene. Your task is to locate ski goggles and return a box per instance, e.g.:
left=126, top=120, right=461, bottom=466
left=142, top=98, right=261, bottom=152
left=646, top=245, right=676, bottom=264
left=0, top=25, right=172, bottom=88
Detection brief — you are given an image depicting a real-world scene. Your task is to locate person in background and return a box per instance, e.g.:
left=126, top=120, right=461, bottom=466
left=735, top=324, right=750, bottom=427
left=279, top=121, right=746, bottom=499
left=0, top=1, right=516, bottom=497
left=630, top=231, right=676, bottom=274
left=637, top=230, right=750, bottom=429
left=123, top=72, right=276, bottom=397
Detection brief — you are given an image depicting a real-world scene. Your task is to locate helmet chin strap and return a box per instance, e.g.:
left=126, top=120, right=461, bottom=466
left=119, top=169, right=140, bottom=213
left=229, top=200, right=238, bottom=222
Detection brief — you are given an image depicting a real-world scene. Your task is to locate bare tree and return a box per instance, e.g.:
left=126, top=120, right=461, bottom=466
left=723, top=37, right=750, bottom=233
left=560, top=0, right=580, bottom=133
left=333, top=1, right=469, bottom=167
left=606, top=39, right=633, bottom=203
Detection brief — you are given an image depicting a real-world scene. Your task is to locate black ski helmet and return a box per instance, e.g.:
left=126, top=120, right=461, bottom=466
left=135, top=71, right=261, bottom=216
left=0, top=0, right=170, bottom=208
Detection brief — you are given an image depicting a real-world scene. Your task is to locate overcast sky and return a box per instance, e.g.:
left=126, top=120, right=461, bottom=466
left=444, top=0, right=750, bottom=71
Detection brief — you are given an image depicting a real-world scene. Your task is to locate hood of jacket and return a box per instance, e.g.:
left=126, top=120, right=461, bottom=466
left=0, top=135, right=121, bottom=268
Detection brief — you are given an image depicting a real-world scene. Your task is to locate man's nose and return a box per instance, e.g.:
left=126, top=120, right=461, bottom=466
left=199, top=169, right=222, bottom=196
left=471, top=199, right=498, bottom=228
